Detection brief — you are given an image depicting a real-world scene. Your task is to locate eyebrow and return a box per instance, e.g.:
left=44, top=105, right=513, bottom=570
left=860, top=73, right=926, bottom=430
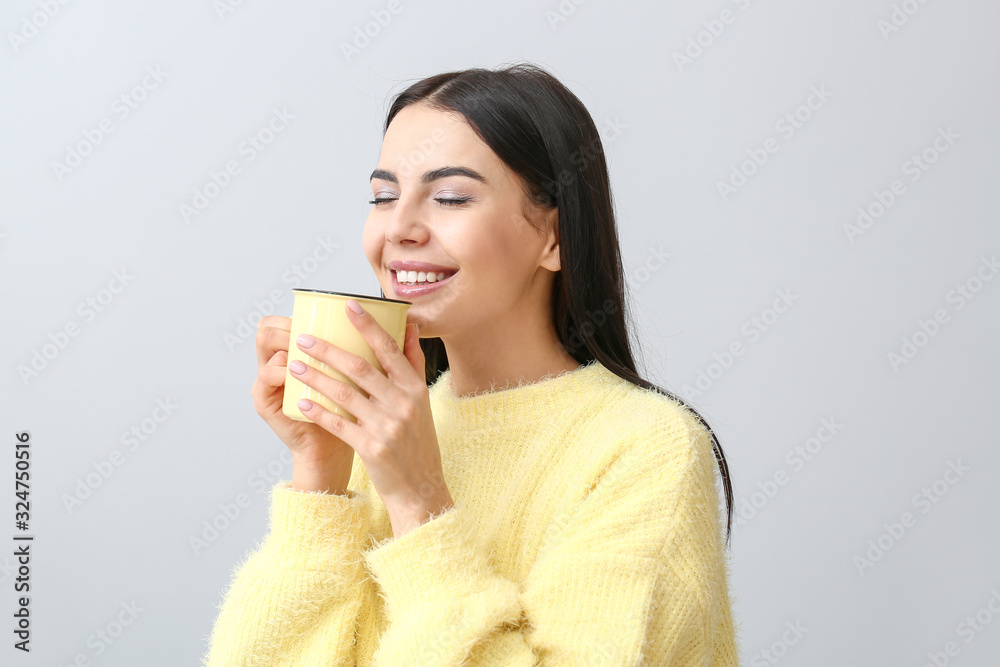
left=369, top=166, right=488, bottom=185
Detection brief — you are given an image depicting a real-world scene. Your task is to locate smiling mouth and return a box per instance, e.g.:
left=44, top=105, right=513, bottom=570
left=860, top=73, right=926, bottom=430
left=391, top=269, right=459, bottom=286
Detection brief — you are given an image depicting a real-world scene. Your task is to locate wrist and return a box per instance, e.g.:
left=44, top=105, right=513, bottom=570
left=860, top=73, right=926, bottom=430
left=291, top=455, right=352, bottom=495
left=388, top=493, right=455, bottom=538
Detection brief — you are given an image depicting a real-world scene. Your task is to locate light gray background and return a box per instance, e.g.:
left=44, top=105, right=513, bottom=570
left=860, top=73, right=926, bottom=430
left=2, top=1, right=998, bottom=665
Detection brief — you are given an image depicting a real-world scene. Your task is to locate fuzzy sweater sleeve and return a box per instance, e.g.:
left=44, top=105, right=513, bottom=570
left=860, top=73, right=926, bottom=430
left=201, top=481, right=375, bottom=667
left=361, top=408, right=740, bottom=666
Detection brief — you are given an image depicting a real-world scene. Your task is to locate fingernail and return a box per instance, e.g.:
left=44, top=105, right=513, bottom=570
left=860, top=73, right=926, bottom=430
left=297, top=334, right=315, bottom=348
left=298, top=398, right=313, bottom=411
left=289, top=360, right=306, bottom=374
left=347, top=299, right=364, bottom=314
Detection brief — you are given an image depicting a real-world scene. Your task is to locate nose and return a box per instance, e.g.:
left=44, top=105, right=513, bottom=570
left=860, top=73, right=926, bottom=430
left=382, top=195, right=429, bottom=247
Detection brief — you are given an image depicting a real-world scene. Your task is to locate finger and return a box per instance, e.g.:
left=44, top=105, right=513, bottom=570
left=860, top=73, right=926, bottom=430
left=343, top=299, right=413, bottom=386
left=260, top=363, right=288, bottom=389
left=295, top=398, right=367, bottom=456
left=256, top=320, right=292, bottom=371
left=260, top=315, right=291, bottom=330
left=287, top=356, right=378, bottom=426
left=294, top=330, right=395, bottom=404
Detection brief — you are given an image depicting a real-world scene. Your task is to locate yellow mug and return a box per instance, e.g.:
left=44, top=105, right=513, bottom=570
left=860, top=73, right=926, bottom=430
left=282, top=289, right=411, bottom=423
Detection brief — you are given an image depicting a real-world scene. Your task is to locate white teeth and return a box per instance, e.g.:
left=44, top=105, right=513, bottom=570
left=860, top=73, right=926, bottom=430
left=395, top=269, right=454, bottom=285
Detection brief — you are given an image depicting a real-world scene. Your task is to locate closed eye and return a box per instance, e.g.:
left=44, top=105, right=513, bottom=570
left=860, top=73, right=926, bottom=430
left=436, top=197, right=472, bottom=206
left=368, top=197, right=473, bottom=207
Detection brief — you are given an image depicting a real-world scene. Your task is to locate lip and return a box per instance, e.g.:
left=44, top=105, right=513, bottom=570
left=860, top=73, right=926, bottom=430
left=391, top=268, right=458, bottom=298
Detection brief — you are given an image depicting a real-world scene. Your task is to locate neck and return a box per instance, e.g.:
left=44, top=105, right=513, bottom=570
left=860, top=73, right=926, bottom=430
left=438, top=315, right=580, bottom=399
left=444, top=343, right=582, bottom=398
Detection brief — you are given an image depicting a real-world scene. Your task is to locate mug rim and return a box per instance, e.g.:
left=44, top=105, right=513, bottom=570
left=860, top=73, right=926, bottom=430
left=292, top=288, right=410, bottom=305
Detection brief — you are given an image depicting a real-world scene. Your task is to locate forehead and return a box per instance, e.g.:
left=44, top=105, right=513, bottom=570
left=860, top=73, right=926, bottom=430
left=379, top=104, right=499, bottom=178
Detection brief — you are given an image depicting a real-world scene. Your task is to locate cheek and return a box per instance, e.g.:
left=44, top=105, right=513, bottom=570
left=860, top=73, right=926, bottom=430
left=460, top=235, right=530, bottom=296
left=448, top=228, right=496, bottom=276
left=483, top=223, right=530, bottom=271
left=467, top=208, right=530, bottom=259
left=361, top=217, right=382, bottom=267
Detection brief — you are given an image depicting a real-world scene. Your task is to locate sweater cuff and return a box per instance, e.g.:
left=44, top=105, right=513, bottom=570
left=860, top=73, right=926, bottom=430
left=266, top=480, right=372, bottom=571
left=363, top=504, right=500, bottom=614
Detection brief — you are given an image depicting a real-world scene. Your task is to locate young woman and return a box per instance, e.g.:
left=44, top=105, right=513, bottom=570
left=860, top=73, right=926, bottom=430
left=204, top=62, right=740, bottom=665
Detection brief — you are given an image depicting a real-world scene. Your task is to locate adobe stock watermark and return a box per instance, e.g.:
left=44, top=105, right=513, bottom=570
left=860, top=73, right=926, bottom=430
left=919, top=588, right=1000, bottom=667
left=544, top=0, right=591, bottom=31
left=559, top=244, right=672, bottom=354
left=391, top=126, right=447, bottom=180
left=533, top=442, right=648, bottom=559
left=0, top=555, right=15, bottom=586
left=213, top=0, right=258, bottom=20
left=355, top=124, right=465, bottom=322
left=672, top=0, right=763, bottom=73
left=735, top=417, right=843, bottom=528
left=624, top=245, right=672, bottom=294
left=16, top=267, right=135, bottom=385
left=55, top=600, right=145, bottom=665
left=190, top=447, right=293, bottom=556
left=417, top=610, right=615, bottom=662
left=717, top=85, right=834, bottom=202
left=887, top=253, right=997, bottom=373
left=544, top=116, right=627, bottom=202
left=340, top=0, right=406, bottom=63
left=179, top=107, right=295, bottom=224
left=7, top=0, right=73, bottom=54
left=51, top=65, right=169, bottom=182
left=560, top=297, right=619, bottom=356
left=413, top=613, right=476, bottom=663
left=878, top=0, right=935, bottom=40
left=853, top=458, right=969, bottom=575
left=223, top=235, right=341, bottom=352
left=680, top=288, right=798, bottom=400
left=749, top=620, right=808, bottom=667
left=61, top=397, right=178, bottom=514
left=844, top=126, right=959, bottom=244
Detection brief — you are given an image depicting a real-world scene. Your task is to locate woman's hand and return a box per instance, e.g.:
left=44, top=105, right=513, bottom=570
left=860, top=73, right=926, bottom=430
left=251, top=315, right=356, bottom=494
left=289, top=299, right=454, bottom=538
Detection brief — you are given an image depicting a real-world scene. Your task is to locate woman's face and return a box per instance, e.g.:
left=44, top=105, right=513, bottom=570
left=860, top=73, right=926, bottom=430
left=362, top=103, right=560, bottom=341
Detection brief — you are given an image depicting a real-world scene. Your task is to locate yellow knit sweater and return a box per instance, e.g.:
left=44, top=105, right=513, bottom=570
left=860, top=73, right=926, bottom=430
left=203, top=359, right=741, bottom=665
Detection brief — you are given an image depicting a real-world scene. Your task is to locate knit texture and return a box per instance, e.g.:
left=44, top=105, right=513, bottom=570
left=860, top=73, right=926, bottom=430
left=202, top=359, right=742, bottom=665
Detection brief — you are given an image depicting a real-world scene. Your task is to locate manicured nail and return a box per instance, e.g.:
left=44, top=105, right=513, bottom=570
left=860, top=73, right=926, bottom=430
left=347, top=299, right=364, bottom=314
left=298, top=399, right=313, bottom=411
left=297, top=334, right=315, bottom=348
left=289, top=360, right=306, bottom=374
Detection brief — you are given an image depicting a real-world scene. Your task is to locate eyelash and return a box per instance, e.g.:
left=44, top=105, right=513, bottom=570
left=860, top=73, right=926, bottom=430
left=368, top=197, right=472, bottom=207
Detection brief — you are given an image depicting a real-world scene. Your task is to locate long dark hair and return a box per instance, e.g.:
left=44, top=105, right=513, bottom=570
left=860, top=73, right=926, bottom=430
left=375, top=62, right=734, bottom=546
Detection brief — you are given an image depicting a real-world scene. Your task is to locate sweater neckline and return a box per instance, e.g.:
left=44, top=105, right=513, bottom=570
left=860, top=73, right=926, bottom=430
left=428, top=359, right=617, bottom=428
